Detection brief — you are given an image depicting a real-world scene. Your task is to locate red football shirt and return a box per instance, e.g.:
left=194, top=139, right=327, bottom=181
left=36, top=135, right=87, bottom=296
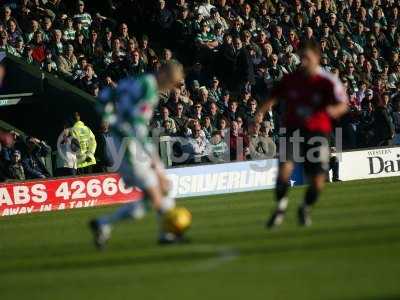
left=271, top=68, right=348, bottom=134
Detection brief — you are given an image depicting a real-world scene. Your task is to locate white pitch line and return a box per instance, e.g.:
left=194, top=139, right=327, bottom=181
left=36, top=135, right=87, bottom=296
left=183, top=245, right=240, bottom=272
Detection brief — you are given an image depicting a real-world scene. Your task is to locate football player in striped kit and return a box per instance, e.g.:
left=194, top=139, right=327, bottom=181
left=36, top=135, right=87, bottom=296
left=89, top=61, right=186, bottom=249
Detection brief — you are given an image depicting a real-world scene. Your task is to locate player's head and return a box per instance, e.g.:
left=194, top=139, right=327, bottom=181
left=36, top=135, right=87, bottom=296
left=299, top=41, right=321, bottom=75
left=156, top=60, right=184, bottom=91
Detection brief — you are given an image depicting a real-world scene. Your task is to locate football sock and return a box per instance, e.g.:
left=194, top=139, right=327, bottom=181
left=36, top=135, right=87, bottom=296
left=303, top=186, right=320, bottom=207
left=275, top=178, right=289, bottom=207
left=158, top=194, right=176, bottom=237
left=159, top=194, right=176, bottom=213
left=97, top=200, right=146, bottom=225
left=331, top=158, right=340, bottom=181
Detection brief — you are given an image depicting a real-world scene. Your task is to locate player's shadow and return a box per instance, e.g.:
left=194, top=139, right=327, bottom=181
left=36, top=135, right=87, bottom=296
left=245, top=220, right=400, bottom=243
left=1, top=223, right=399, bottom=275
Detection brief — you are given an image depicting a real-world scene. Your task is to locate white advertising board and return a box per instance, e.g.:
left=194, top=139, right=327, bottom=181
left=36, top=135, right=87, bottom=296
left=339, top=147, right=400, bottom=181
left=166, top=159, right=279, bottom=198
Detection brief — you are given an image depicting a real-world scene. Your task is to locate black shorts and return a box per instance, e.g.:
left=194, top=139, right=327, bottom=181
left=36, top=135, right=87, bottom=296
left=279, top=129, right=330, bottom=176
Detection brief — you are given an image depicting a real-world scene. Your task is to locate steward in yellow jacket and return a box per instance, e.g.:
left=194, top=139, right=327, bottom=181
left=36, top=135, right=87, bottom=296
left=70, top=112, right=97, bottom=172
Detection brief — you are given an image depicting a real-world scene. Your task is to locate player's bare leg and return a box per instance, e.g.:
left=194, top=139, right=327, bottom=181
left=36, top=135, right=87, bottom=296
left=298, top=174, right=326, bottom=226
left=90, top=184, right=181, bottom=249
left=89, top=185, right=161, bottom=250
left=266, top=161, right=294, bottom=228
left=89, top=169, right=184, bottom=249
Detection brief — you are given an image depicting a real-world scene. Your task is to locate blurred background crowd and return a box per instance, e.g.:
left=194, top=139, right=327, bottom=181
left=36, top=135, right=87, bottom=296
left=1, top=0, right=400, bottom=181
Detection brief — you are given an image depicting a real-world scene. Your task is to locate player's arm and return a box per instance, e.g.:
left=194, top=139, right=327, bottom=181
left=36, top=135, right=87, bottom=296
left=143, top=138, right=170, bottom=194
left=257, top=76, right=284, bottom=119
left=326, top=77, right=349, bottom=119
left=326, top=101, right=348, bottom=119
left=142, top=144, right=171, bottom=196
left=130, top=119, right=171, bottom=197
left=133, top=98, right=171, bottom=193
left=258, top=96, right=277, bottom=119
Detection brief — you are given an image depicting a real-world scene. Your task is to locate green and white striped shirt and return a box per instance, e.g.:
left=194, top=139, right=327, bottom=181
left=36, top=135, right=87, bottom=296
left=73, top=13, right=92, bottom=30
left=63, top=29, right=76, bottom=41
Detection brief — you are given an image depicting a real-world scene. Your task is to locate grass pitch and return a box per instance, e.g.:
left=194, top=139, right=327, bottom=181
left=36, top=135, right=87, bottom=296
left=1, top=177, right=400, bottom=300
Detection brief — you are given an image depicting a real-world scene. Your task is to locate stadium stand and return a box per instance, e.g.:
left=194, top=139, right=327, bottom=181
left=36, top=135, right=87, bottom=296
left=1, top=0, right=400, bottom=181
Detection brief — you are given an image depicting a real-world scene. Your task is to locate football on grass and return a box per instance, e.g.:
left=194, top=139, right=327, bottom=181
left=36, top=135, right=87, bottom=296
left=163, top=207, right=192, bottom=235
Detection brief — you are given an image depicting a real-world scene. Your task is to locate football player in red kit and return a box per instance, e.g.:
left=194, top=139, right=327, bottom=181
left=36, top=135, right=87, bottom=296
left=259, top=41, right=348, bottom=227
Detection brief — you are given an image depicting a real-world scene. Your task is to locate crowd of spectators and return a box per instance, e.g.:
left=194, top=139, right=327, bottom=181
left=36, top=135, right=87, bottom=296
left=0, top=112, right=113, bottom=182
left=0, top=130, right=51, bottom=181
left=2, top=0, right=400, bottom=181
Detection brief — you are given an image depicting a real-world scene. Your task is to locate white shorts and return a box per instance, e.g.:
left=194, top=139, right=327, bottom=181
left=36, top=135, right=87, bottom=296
left=119, top=139, right=158, bottom=190
left=119, top=139, right=175, bottom=212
